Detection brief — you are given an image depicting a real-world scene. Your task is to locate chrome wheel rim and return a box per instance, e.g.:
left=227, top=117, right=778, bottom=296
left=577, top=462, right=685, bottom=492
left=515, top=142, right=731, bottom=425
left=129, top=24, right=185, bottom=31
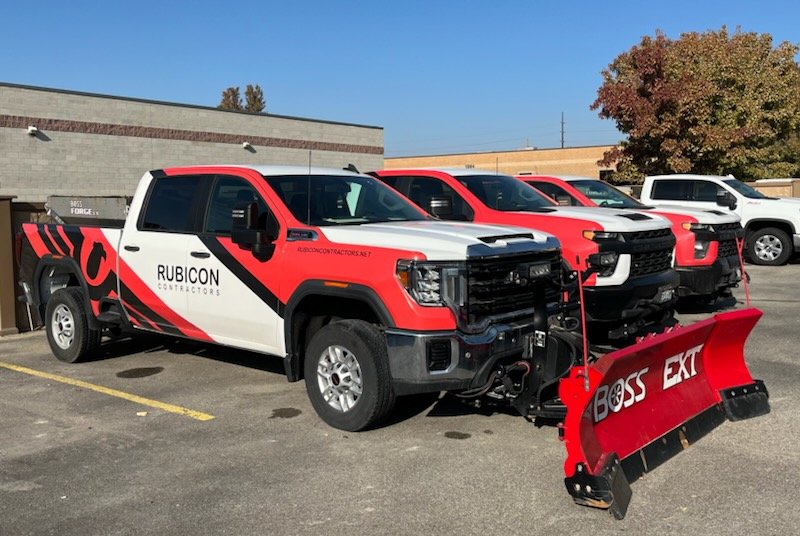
left=52, top=304, right=75, bottom=350
left=316, top=345, right=362, bottom=413
left=755, top=235, right=783, bottom=262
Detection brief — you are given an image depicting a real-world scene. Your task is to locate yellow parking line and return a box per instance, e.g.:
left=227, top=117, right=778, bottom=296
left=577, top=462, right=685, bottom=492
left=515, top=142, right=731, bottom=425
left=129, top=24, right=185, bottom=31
left=0, top=361, right=214, bottom=421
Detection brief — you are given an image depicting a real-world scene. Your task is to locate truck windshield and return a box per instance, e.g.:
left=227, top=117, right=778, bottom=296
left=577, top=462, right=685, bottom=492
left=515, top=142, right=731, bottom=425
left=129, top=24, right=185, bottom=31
left=458, top=175, right=555, bottom=211
left=265, top=174, right=427, bottom=226
left=723, top=179, right=767, bottom=199
left=570, top=180, right=643, bottom=208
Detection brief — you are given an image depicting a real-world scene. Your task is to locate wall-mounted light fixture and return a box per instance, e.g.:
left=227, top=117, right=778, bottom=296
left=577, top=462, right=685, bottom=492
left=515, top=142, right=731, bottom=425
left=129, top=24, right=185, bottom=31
left=242, top=141, right=252, bottom=150
left=27, top=126, right=39, bottom=136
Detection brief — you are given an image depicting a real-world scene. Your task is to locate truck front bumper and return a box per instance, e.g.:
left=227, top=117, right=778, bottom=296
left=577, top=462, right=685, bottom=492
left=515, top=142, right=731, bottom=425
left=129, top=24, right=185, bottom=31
left=676, top=255, right=742, bottom=297
left=384, top=318, right=538, bottom=396
left=583, top=269, right=680, bottom=324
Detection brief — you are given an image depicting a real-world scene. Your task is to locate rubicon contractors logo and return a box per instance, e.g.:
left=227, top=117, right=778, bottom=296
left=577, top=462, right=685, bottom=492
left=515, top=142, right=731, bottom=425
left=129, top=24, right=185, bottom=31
left=593, top=343, right=706, bottom=423
left=157, top=264, right=221, bottom=296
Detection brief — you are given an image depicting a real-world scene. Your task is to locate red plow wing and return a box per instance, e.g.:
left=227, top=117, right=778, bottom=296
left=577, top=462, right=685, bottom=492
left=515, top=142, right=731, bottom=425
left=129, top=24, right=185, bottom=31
left=559, top=307, right=770, bottom=519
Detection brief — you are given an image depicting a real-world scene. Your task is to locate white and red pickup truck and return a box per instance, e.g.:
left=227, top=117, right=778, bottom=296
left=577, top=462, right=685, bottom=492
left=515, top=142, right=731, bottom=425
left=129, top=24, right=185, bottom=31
left=519, top=175, right=744, bottom=302
left=18, top=165, right=568, bottom=431
left=371, top=168, right=680, bottom=341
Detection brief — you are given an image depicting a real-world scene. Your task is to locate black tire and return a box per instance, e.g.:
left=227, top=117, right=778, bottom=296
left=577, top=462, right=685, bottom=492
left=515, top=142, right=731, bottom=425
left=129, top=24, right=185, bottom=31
left=747, top=227, right=792, bottom=266
left=303, top=320, right=395, bottom=431
left=45, top=288, right=101, bottom=363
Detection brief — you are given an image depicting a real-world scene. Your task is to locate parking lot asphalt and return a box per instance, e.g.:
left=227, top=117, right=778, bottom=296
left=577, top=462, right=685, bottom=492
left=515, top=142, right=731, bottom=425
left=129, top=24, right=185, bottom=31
left=1, top=263, right=799, bottom=536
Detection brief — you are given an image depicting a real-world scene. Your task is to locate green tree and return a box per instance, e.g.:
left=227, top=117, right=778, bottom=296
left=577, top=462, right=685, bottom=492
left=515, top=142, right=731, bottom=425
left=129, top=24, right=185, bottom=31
left=244, top=84, right=266, bottom=113
left=592, top=27, right=800, bottom=183
left=218, top=86, right=243, bottom=111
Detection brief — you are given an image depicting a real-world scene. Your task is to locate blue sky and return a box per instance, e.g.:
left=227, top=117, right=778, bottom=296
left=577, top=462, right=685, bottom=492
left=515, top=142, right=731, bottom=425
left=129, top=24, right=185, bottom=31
left=1, top=1, right=797, bottom=156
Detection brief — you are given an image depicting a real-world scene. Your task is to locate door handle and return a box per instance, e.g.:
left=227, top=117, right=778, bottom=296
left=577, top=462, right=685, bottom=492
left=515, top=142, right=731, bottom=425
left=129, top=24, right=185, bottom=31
left=190, top=251, right=211, bottom=259
left=124, top=245, right=140, bottom=252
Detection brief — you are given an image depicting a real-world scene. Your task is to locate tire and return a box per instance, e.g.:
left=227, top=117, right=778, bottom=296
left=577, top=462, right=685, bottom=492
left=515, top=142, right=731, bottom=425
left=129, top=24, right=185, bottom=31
left=303, top=320, right=395, bottom=431
left=45, top=288, right=101, bottom=363
left=747, top=227, right=792, bottom=266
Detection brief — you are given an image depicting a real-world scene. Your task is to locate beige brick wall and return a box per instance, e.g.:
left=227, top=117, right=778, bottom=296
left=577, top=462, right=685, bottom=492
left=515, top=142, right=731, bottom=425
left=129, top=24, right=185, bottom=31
left=0, top=84, right=384, bottom=202
left=384, top=146, right=616, bottom=178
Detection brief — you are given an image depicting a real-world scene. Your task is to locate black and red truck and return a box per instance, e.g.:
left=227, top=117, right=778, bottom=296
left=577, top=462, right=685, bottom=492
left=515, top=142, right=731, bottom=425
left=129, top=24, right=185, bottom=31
left=17, top=164, right=769, bottom=518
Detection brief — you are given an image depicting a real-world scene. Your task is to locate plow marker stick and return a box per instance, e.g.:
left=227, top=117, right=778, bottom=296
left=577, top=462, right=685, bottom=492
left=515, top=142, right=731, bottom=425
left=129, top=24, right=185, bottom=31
left=559, top=308, right=770, bottom=519
left=736, top=237, right=751, bottom=307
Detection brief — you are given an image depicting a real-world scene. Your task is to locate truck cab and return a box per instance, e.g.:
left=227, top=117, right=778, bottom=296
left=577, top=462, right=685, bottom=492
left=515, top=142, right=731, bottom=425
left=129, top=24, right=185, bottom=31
left=371, top=168, right=680, bottom=341
left=520, top=175, right=744, bottom=301
left=640, top=174, right=800, bottom=265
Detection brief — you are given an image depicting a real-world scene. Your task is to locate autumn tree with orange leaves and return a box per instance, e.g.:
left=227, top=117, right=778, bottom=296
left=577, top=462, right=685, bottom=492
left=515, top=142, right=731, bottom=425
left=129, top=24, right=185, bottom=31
left=593, top=27, right=800, bottom=183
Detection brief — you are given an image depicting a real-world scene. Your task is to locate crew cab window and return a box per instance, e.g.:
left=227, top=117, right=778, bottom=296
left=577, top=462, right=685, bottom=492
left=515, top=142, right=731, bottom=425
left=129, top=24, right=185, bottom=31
left=527, top=181, right=579, bottom=206
left=266, top=174, right=425, bottom=226
left=693, top=180, right=724, bottom=202
left=140, top=176, right=203, bottom=232
left=205, top=176, right=268, bottom=235
left=406, top=177, right=473, bottom=221
left=651, top=180, right=691, bottom=201
left=459, top=174, right=555, bottom=211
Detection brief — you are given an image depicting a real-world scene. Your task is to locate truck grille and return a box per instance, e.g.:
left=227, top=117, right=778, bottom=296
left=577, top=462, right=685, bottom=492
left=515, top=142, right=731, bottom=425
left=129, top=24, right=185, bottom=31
left=630, top=248, right=674, bottom=277
left=718, top=240, right=738, bottom=258
left=628, top=228, right=672, bottom=241
left=466, top=252, right=560, bottom=324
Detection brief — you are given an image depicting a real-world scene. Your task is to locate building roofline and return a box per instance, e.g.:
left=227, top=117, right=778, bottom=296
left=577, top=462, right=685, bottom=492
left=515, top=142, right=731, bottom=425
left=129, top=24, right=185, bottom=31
left=0, top=81, right=383, bottom=130
left=386, top=144, right=619, bottom=159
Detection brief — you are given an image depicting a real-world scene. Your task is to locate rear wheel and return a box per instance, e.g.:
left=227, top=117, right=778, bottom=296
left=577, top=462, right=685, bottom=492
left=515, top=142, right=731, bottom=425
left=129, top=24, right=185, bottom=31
left=45, top=288, right=101, bottom=363
left=748, top=227, right=792, bottom=265
left=304, top=320, right=395, bottom=431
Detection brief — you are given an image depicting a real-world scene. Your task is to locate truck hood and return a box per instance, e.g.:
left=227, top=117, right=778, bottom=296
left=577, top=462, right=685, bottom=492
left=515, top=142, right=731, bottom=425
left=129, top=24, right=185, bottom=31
left=638, top=205, right=741, bottom=224
left=514, top=206, right=671, bottom=232
left=320, top=221, right=560, bottom=261
left=742, top=197, right=800, bottom=211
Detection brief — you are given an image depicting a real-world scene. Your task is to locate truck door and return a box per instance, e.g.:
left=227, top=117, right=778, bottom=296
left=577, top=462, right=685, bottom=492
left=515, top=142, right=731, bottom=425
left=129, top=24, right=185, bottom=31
left=118, top=174, right=207, bottom=338
left=186, top=174, right=284, bottom=356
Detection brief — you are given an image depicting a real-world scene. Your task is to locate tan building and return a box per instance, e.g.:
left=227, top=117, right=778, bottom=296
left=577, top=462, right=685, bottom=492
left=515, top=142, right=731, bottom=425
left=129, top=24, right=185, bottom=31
left=384, top=145, right=617, bottom=178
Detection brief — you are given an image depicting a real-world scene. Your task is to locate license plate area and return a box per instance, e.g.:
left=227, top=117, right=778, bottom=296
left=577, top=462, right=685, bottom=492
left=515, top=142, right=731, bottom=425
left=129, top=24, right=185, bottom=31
left=655, top=286, right=675, bottom=304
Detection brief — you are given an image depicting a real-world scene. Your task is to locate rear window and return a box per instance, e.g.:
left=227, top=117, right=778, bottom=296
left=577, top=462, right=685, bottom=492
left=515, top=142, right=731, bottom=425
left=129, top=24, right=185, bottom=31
left=651, top=180, right=692, bottom=201
left=140, top=176, right=202, bottom=232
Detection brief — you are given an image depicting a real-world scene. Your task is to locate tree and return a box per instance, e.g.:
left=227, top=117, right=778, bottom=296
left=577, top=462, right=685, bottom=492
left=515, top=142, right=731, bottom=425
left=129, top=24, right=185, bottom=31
left=218, top=87, right=243, bottom=111
left=244, top=84, right=266, bottom=113
left=592, top=27, right=800, bottom=183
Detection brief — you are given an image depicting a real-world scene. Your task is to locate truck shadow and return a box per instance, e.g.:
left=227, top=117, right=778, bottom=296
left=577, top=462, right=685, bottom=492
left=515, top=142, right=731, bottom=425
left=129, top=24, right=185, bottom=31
left=674, top=295, right=739, bottom=314
left=90, top=331, right=285, bottom=375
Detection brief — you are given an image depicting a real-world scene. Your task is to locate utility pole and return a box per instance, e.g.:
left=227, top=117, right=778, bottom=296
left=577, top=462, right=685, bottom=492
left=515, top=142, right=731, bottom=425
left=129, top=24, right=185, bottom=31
left=560, top=112, right=565, bottom=149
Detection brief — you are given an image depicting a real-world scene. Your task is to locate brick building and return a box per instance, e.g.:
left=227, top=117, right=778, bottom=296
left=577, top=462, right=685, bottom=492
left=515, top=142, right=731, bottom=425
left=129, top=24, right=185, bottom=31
left=0, top=82, right=384, bottom=202
left=385, top=145, right=617, bottom=178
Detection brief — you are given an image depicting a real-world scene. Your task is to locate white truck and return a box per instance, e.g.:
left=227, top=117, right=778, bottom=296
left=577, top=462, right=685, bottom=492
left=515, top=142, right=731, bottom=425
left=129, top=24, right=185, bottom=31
left=640, top=174, right=800, bottom=265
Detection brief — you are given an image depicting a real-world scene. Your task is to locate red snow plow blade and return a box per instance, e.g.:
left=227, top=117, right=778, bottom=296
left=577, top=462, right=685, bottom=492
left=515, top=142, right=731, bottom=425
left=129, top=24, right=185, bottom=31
left=559, top=307, right=769, bottom=519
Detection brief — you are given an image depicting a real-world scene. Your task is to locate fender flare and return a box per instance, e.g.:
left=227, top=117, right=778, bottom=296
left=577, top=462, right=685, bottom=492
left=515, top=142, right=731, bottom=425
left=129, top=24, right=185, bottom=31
left=281, top=281, right=396, bottom=382
left=744, top=218, right=797, bottom=236
left=32, top=256, right=100, bottom=330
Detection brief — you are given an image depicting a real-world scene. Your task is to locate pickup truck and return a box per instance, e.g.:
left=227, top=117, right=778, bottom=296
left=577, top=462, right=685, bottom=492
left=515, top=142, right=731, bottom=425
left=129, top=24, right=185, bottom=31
left=519, top=175, right=744, bottom=301
left=17, top=164, right=568, bottom=432
left=640, top=174, right=800, bottom=265
left=370, top=168, right=680, bottom=341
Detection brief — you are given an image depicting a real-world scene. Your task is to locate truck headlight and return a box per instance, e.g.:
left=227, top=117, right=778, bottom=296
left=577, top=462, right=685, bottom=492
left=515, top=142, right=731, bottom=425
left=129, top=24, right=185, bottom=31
left=583, top=230, right=620, bottom=241
left=397, top=260, right=466, bottom=307
left=681, top=222, right=714, bottom=232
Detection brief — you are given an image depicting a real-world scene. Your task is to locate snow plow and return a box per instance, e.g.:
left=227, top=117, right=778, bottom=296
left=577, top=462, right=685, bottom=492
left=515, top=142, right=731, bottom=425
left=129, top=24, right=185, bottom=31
left=559, top=306, right=769, bottom=519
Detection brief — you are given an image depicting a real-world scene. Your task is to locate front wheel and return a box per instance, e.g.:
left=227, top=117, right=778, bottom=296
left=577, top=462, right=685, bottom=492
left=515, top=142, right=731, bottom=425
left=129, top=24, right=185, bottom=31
left=304, top=320, right=395, bottom=431
left=45, top=288, right=101, bottom=363
left=748, top=227, right=792, bottom=265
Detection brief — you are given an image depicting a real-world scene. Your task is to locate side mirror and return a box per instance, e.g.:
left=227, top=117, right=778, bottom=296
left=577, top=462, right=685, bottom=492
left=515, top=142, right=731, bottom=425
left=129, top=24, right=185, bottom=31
left=716, top=191, right=737, bottom=210
left=231, top=202, right=278, bottom=261
left=428, top=196, right=453, bottom=218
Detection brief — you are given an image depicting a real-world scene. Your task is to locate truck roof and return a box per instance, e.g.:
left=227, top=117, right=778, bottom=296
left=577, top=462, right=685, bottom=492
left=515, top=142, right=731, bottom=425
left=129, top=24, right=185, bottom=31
left=646, top=174, right=732, bottom=181
left=163, top=164, right=365, bottom=177
left=521, top=175, right=595, bottom=182
left=385, top=167, right=507, bottom=177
